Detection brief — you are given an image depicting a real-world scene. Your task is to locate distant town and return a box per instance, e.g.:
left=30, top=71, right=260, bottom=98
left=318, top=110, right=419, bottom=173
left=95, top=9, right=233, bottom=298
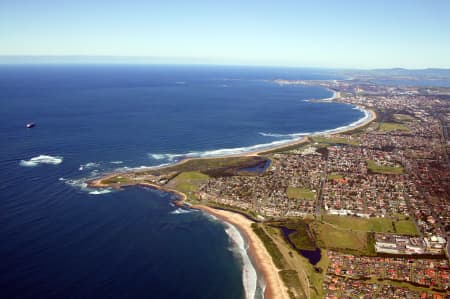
left=91, top=77, right=450, bottom=299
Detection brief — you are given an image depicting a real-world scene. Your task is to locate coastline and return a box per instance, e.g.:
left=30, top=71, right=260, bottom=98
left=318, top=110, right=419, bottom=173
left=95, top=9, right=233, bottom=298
left=193, top=205, right=289, bottom=299
left=93, top=97, right=376, bottom=179
left=88, top=88, right=378, bottom=299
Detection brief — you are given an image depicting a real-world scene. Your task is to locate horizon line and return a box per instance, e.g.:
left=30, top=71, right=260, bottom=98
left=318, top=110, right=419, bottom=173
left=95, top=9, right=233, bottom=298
left=0, top=55, right=449, bottom=71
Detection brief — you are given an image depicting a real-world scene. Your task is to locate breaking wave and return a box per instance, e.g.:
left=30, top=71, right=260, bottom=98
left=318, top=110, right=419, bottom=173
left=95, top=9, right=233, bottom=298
left=89, top=189, right=113, bottom=195
left=224, top=222, right=260, bottom=299
left=60, top=177, right=114, bottom=195
left=149, top=106, right=370, bottom=164
left=259, top=132, right=309, bottom=138
left=79, top=162, right=100, bottom=171
left=20, top=155, right=63, bottom=167
left=148, top=139, right=292, bottom=162
left=169, top=208, right=196, bottom=215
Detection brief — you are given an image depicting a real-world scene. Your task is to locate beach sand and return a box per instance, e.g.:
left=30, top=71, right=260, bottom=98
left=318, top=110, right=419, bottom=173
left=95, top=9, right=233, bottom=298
left=194, top=205, right=289, bottom=299
left=88, top=98, right=378, bottom=299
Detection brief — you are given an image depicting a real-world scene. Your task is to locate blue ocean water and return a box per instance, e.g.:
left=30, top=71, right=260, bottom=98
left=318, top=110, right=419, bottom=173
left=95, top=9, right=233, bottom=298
left=0, top=65, right=364, bottom=298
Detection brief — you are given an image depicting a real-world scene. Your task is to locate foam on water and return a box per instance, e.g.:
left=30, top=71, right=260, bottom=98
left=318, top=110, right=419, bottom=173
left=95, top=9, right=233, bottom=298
left=169, top=208, right=195, bottom=215
left=19, top=155, right=63, bottom=167
left=224, top=222, right=259, bottom=299
left=147, top=106, right=369, bottom=163
left=89, top=189, right=113, bottom=195
left=148, top=139, right=292, bottom=162
left=60, top=177, right=114, bottom=195
left=79, top=162, right=101, bottom=171
left=259, top=131, right=309, bottom=138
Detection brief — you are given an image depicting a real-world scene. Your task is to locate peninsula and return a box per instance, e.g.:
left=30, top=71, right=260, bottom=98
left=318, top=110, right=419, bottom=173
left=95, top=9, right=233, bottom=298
left=89, top=79, right=450, bottom=299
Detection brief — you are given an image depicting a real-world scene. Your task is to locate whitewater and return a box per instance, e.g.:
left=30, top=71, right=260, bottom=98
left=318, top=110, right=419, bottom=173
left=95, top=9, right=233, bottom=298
left=147, top=105, right=370, bottom=165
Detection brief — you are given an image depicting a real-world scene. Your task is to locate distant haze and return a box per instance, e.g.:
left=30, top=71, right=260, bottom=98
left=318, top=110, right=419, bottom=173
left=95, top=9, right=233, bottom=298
left=1, top=0, right=450, bottom=68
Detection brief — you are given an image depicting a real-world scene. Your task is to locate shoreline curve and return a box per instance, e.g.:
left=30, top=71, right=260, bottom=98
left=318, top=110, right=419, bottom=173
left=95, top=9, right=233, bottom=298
left=88, top=89, right=378, bottom=299
left=194, top=205, right=290, bottom=299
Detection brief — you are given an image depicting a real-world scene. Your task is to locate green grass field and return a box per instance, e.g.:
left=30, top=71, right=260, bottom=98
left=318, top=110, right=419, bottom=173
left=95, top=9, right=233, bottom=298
left=323, top=215, right=395, bottom=233
left=101, top=175, right=132, bottom=185
left=287, top=187, right=316, bottom=200
left=323, top=215, right=419, bottom=235
left=327, top=173, right=344, bottom=180
left=393, top=220, right=419, bottom=235
left=169, top=171, right=209, bottom=200
left=367, top=160, right=404, bottom=174
left=393, top=114, right=415, bottom=122
left=378, top=122, right=409, bottom=132
left=311, top=221, right=371, bottom=255
left=172, top=171, right=209, bottom=180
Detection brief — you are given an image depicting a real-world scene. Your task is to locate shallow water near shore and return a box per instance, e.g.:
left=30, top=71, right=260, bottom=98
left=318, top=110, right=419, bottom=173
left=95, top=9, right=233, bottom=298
left=0, top=65, right=365, bottom=298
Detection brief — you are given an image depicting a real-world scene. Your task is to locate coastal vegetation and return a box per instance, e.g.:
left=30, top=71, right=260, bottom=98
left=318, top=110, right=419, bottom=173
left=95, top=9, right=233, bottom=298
left=257, top=141, right=309, bottom=155
left=251, top=223, right=285, bottom=269
left=260, top=224, right=311, bottom=299
left=310, top=136, right=359, bottom=146
left=269, top=219, right=317, bottom=251
left=367, top=160, right=404, bottom=174
left=261, top=222, right=326, bottom=299
left=285, top=226, right=316, bottom=251
left=137, top=155, right=268, bottom=177
left=254, top=215, right=422, bottom=298
left=341, top=119, right=378, bottom=136
left=101, top=175, right=132, bottom=185
left=311, top=221, right=374, bottom=255
left=206, top=202, right=260, bottom=221
left=168, top=171, right=209, bottom=201
left=279, top=270, right=304, bottom=299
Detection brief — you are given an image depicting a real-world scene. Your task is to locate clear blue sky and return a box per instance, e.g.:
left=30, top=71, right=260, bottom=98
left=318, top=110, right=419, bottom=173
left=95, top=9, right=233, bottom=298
left=1, top=0, right=450, bottom=68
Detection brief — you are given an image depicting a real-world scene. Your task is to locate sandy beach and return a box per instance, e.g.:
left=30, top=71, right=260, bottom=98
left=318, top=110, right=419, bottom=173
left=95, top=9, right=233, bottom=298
left=88, top=94, right=378, bottom=299
left=193, top=205, right=289, bottom=299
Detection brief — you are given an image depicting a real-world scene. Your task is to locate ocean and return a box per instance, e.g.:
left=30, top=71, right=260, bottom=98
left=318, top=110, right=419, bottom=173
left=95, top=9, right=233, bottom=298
left=0, top=65, right=364, bottom=299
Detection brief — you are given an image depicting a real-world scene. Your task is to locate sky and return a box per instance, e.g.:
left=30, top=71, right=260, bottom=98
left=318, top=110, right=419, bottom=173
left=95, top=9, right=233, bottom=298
left=1, top=0, right=450, bottom=68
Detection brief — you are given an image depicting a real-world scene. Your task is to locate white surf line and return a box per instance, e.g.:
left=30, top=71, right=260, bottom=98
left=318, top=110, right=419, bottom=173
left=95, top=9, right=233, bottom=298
left=224, top=222, right=259, bottom=299
left=20, top=155, right=63, bottom=167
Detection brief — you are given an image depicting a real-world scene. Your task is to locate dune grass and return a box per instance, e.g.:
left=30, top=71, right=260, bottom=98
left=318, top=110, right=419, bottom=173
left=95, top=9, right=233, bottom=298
left=252, top=223, right=286, bottom=269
